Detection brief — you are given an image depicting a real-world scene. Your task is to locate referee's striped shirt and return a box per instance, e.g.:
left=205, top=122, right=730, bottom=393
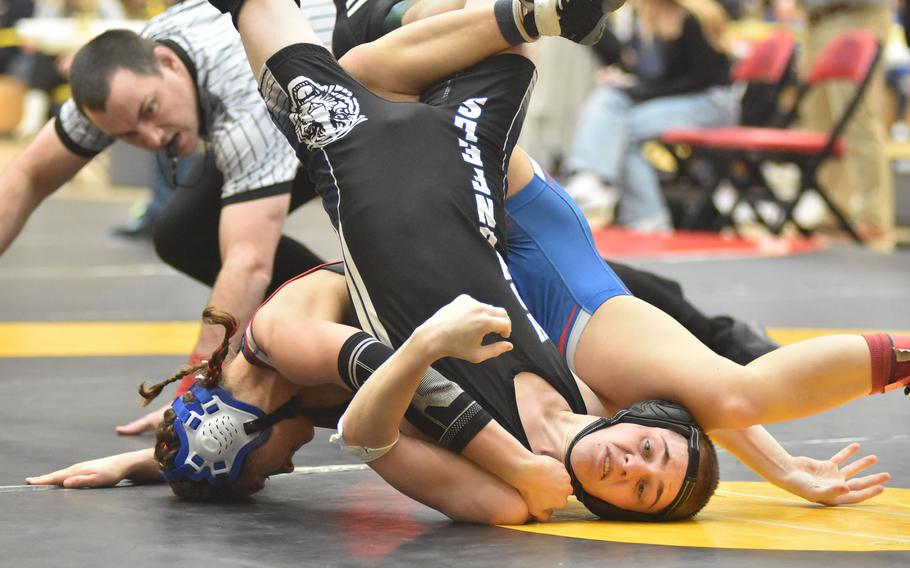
left=55, top=0, right=337, bottom=202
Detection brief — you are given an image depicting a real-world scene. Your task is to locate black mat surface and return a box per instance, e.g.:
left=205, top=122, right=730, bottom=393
left=1, top=198, right=907, bottom=567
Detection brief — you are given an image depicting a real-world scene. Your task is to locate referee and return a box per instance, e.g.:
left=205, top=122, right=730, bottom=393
left=0, top=0, right=773, bottom=437
left=0, top=0, right=337, bottom=407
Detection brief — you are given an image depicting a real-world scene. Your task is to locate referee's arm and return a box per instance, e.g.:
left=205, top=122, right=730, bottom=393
left=191, top=191, right=292, bottom=355
left=0, top=121, right=92, bottom=256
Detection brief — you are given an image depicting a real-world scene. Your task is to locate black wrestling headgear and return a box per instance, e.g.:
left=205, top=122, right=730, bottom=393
left=563, top=399, right=702, bottom=522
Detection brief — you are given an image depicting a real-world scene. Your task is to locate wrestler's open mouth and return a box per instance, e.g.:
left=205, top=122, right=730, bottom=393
left=601, top=448, right=611, bottom=480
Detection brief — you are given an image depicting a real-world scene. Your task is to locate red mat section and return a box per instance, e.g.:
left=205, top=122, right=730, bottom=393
left=592, top=228, right=825, bottom=259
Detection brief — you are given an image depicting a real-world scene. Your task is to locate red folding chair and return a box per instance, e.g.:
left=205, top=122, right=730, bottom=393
left=662, top=30, right=881, bottom=240
left=663, top=28, right=797, bottom=229
left=732, top=29, right=800, bottom=127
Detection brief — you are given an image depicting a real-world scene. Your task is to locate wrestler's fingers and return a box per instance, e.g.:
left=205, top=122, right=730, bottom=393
left=471, top=299, right=507, bottom=316
left=453, top=297, right=512, bottom=337
left=485, top=313, right=512, bottom=338
left=846, top=472, right=891, bottom=492
left=533, top=509, right=554, bottom=523
left=830, top=484, right=886, bottom=505
left=62, top=474, right=98, bottom=489
left=828, top=442, right=861, bottom=465
left=24, top=470, right=70, bottom=486
left=839, top=454, right=879, bottom=478
left=817, top=483, right=850, bottom=501
left=483, top=304, right=508, bottom=318
left=472, top=341, right=513, bottom=363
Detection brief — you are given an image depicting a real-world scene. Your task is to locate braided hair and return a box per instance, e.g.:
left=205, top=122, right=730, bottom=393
left=140, top=307, right=250, bottom=501
left=138, top=307, right=237, bottom=405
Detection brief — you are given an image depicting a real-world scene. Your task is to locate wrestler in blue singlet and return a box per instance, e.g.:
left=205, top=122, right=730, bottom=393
left=506, top=159, right=630, bottom=371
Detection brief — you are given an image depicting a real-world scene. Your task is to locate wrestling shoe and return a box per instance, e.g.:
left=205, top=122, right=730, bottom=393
left=564, top=172, right=618, bottom=228
left=889, top=343, right=910, bottom=395
left=904, top=347, right=910, bottom=395
left=530, top=0, right=626, bottom=45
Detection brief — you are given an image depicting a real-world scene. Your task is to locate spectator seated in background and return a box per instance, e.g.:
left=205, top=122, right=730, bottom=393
left=562, top=0, right=740, bottom=232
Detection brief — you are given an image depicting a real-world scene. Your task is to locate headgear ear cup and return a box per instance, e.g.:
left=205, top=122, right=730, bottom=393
left=163, top=384, right=302, bottom=485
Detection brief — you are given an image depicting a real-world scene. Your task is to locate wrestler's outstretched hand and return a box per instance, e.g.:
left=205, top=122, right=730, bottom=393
left=511, top=453, right=573, bottom=523
left=417, top=295, right=513, bottom=364
left=115, top=403, right=169, bottom=435
left=780, top=443, right=891, bottom=505
left=25, top=449, right=159, bottom=488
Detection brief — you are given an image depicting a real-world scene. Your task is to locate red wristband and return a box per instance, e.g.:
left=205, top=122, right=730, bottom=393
left=864, top=334, right=910, bottom=394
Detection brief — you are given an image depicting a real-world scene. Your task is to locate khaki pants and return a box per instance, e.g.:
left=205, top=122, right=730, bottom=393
left=801, top=5, right=895, bottom=241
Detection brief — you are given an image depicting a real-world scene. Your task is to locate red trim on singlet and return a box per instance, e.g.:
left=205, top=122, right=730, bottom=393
left=245, top=260, right=345, bottom=351
left=556, top=304, right=579, bottom=357
left=544, top=169, right=555, bottom=186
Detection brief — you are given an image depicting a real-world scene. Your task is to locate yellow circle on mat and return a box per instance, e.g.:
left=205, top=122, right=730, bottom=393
left=502, top=482, right=910, bottom=551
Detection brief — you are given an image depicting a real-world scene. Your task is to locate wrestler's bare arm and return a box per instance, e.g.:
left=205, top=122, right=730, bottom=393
left=26, top=449, right=161, bottom=488
left=338, top=295, right=532, bottom=524
left=259, top=272, right=572, bottom=521
left=0, top=121, right=90, bottom=256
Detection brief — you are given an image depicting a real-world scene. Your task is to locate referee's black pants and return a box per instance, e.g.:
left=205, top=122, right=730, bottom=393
left=152, top=158, right=324, bottom=298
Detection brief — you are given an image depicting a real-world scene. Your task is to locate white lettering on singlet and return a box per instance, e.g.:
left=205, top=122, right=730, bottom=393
left=453, top=98, right=546, bottom=343
left=497, top=254, right=549, bottom=342
left=454, top=97, right=497, bottom=247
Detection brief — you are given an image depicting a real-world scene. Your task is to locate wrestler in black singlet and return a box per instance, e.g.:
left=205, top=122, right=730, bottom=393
left=257, top=22, right=585, bottom=449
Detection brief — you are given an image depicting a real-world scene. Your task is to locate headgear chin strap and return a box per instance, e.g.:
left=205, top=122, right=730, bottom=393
left=163, top=383, right=302, bottom=485
left=564, top=399, right=702, bottom=522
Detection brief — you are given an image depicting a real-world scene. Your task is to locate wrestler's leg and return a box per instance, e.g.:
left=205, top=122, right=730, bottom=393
left=573, top=302, right=897, bottom=505
left=235, top=0, right=523, bottom=101
left=504, top=151, right=776, bottom=364
left=401, top=0, right=468, bottom=25
left=574, top=295, right=878, bottom=433
left=234, top=0, right=324, bottom=79
left=500, top=155, right=892, bottom=502
left=339, top=0, right=530, bottom=101
left=605, top=262, right=776, bottom=362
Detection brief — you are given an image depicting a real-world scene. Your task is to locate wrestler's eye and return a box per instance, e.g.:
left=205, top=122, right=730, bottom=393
left=643, top=439, right=652, bottom=457
left=142, top=102, right=157, bottom=118
left=637, top=480, right=646, bottom=499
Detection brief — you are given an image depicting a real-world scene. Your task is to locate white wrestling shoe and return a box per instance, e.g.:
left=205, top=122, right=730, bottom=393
left=564, top=172, right=618, bottom=228
left=530, top=0, right=626, bottom=45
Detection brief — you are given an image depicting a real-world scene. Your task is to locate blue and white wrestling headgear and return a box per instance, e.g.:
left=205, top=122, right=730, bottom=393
left=563, top=399, right=703, bottom=522
left=163, top=383, right=303, bottom=485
